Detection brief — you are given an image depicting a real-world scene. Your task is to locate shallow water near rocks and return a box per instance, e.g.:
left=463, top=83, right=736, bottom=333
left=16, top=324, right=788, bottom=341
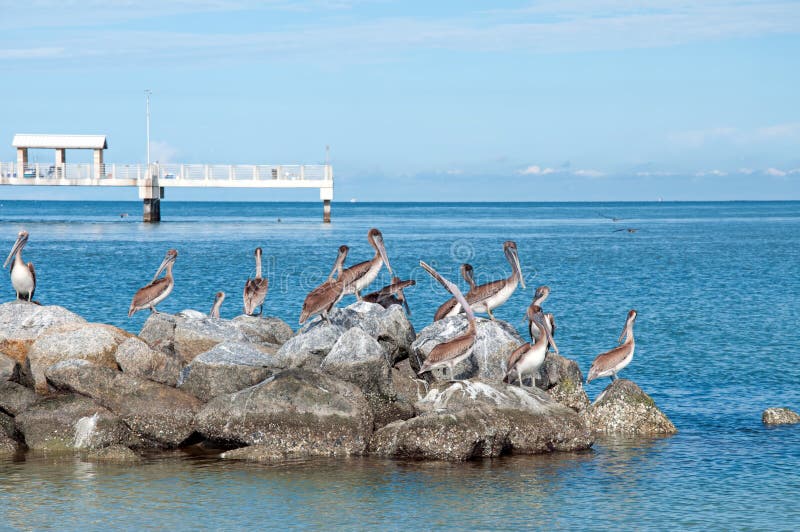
left=0, top=200, right=799, bottom=529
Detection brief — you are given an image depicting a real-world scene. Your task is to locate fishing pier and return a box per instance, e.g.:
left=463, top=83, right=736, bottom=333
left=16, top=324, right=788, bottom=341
left=0, top=134, right=334, bottom=222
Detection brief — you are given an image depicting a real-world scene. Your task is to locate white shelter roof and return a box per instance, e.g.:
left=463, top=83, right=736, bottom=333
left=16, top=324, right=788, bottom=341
left=12, top=134, right=107, bottom=150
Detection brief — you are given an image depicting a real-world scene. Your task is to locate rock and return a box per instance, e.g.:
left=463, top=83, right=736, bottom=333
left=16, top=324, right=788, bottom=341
left=370, top=380, right=593, bottom=461
left=173, top=315, right=251, bottom=363
left=177, top=309, right=207, bottom=319
left=27, top=323, right=130, bottom=394
left=221, top=445, right=311, bottom=463
left=584, top=379, right=677, bottom=435
left=275, top=323, right=346, bottom=369
left=0, top=381, right=37, bottom=415
left=85, top=445, right=142, bottom=463
left=0, top=352, right=20, bottom=382
left=0, top=418, right=20, bottom=454
left=115, top=337, right=183, bottom=387
left=537, top=352, right=591, bottom=411
left=15, top=394, right=137, bottom=451
left=178, top=342, right=282, bottom=402
left=196, top=369, right=372, bottom=457
left=138, top=313, right=178, bottom=355
left=321, top=328, right=391, bottom=395
left=305, top=302, right=415, bottom=364
left=411, top=317, right=523, bottom=382
left=390, top=359, right=428, bottom=406
left=0, top=301, right=86, bottom=365
left=46, top=360, right=202, bottom=447
left=232, top=315, right=294, bottom=346
left=320, top=328, right=414, bottom=428
left=762, top=407, right=800, bottom=425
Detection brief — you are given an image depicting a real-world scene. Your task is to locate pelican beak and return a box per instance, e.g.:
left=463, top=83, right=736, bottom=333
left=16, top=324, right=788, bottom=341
left=510, top=246, right=525, bottom=289
left=327, top=248, right=347, bottom=281
left=377, top=236, right=393, bottom=276
left=401, top=292, right=411, bottom=316
left=546, top=326, right=559, bottom=356
left=152, top=253, right=174, bottom=281
left=3, top=235, right=25, bottom=269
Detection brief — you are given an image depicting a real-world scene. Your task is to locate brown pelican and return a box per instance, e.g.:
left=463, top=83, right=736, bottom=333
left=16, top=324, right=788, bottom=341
left=417, top=261, right=476, bottom=381
left=527, top=286, right=554, bottom=342
left=433, top=263, right=476, bottom=321
left=3, top=231, right=35, bottom=301
left=209, top=291, right=225, bottom=318
left=243, top=247, right=269, bottom=316
left=128, top=249, right=178, bottom=317
left=586, top=310, right=637, bottom=383
left=466, top=241, right=525, bottom=320
left=299, top=245, right=349, bottom=324
left=503, top=305, right=555, bottom=387
left=340, top=228, right=393, bottom=300
left=363, top=277, right=415, bottom=314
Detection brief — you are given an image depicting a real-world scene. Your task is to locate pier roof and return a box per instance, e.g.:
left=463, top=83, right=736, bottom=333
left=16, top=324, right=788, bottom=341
left=12, top=134, right=107, bottom=150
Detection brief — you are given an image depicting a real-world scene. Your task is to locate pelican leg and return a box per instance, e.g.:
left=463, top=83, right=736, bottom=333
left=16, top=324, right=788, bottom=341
left=611, top=372, right=617, bottom=381
left=355, top=291, right=363, bottom=301
left=256, top=304, right=263, bottom=317
left=150, top=306, right=159, bottom=314
left=487, top=308, right=496, bottom=321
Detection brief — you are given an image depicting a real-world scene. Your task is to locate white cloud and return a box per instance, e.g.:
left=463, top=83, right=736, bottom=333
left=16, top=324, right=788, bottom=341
left=765, top=167, right=786, bottom=176
left=738, top=167, right=755, bottom=174
left=671, top=122, right=800, bottom=148
left=573, top=169, right=605, bottom=178
left=636, top=170, right=677, bottom=177
left=695, top=169, right=728, bottom=177
left=519, top=165, right=556, bottom=175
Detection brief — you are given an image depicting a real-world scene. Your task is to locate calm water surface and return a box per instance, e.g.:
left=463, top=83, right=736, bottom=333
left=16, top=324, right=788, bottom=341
left=0, top=200, right=798, bottom=529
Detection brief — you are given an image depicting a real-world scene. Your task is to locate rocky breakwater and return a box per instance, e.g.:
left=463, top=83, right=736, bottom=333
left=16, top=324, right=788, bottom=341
left=584, top=379, right=677, bottom=435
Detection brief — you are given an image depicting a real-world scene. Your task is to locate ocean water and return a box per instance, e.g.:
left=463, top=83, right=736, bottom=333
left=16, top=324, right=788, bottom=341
left=0, top=200, right=798, bottom=529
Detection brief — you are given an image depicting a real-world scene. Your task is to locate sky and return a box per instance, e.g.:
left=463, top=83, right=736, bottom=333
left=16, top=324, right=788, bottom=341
left=0, top=0, right=799, bottom=202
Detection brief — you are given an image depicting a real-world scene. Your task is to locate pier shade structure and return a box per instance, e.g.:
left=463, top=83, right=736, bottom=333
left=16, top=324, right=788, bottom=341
left=1, top=134, right=334, bottom=222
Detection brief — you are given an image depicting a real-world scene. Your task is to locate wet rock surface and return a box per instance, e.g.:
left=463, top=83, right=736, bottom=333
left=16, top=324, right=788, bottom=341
left=762, top=407, right=800, bottom=425
left=16, top=394, right=137, bottom=451
left=178, top=341, right=282, bottom=401
left=85, top=444, right=142, bottom=463
left=46, top=360, right=202, bottom=447
left=196, top=369, right=373, bottom=457
left=411, top=317, right=523, bottom=382
left=584, top=379, right=677, bottom=435
left=370, top=379, right=593, bottom=461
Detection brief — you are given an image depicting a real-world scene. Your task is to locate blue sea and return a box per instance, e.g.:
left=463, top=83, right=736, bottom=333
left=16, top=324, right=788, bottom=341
left=0, top=200, right=798, bottom=530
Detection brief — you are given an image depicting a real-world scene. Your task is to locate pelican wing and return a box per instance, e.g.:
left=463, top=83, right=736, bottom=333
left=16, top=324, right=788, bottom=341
left=588, top=342, right=633, bottom=379
left=129, top=277, right=171, bottom=315
left=300, top=279, right=343, bottom=323
left=243, top=277, right=269, bottom=315
left=466, top=279, right=506, bottom=305
left=27, top=262, right=36, bottom=300
left=423, top=330, right=475, bottom=366
left=505, top=342, right=530, bottom=373
left=339, top=260, right=372, bottom=289
left=433, top=297, right=459, bottom=321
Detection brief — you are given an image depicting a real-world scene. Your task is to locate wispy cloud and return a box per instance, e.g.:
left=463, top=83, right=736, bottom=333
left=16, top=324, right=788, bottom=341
left=671, top=122, right=800, bottom=148
left=518, top=165, right=557, bottom=176
left=765, top=167, right=787, bottom=177
left=695, top=169, right=728, bottom=177
left=573, top=169, right=606, bottom=178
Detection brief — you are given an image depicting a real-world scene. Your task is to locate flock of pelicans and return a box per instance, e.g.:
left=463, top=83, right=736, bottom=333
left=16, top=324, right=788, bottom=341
left=3, top=229, right=636, bottom=386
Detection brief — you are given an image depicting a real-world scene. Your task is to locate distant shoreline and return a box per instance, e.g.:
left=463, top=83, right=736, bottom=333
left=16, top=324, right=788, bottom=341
left=0, top=199, right=797, bottom=205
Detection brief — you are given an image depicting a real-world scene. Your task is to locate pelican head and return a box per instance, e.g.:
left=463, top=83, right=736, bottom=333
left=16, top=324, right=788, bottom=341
left=368, top=228, right=393, bottom=276
left=529, top=304, right=559, bottom=355
left=533, top=285, right=550, bottom=305
left=618, top=309, right=638, bottom=343
left=215, top=291, right=225, bottom=302
left=503, top=240, right=525, bottom=289
left=460, top=263, right=475, bottom=289
left=4, top=231, right=29, bottom=269
left=254, top=247, right=262, bottom=258
left=154, top=249, right=178, bottom=279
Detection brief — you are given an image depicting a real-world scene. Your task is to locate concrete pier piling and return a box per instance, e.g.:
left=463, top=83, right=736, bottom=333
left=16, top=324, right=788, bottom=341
left=139, top=171, right=162, bottom=223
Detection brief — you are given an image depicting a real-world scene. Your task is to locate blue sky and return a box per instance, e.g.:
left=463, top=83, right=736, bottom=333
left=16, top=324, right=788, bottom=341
left=1, top=0, right=799, bottom=201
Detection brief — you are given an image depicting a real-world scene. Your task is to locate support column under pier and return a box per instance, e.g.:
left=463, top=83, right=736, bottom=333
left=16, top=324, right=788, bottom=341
left=139, top=169, right=162, bottom=222
left=320, top=186, right=333, bottom=223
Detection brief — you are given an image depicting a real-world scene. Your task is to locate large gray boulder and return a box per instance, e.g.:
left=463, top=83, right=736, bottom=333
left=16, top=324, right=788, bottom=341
left=232, top=316, right=294, bottom=346
left=537, top=352, right=591, bottom=412
left=115, top=337, right=183, bottom=387
left=584, top=379, right=677, bottom=435
left=302, top=302, right=416, bottom=364
left=762, top=407, right=800, bottom=425
left=370, top=380, right=593, bottom=461
left=0, top=381, right=37, bottom=416
left=27, top=323, right=130, bottom=394
left=196, top=369, right=373, bottom=457
left=275, top=322, right=345, bottom=369
left=178, top=342, right=283, bottom=402
left=46, top=360, right=203, bottom=447
left=16, top=394, right=138, bottom=451
left=411, top=317, right=523, bottom=382
left=320, top=328, right=415, bottom=428
left=0, top=301, right=86, bottom=368
left=138, top=313, right=178, bottom=355
left=0, top=411, right=20, bottom=454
